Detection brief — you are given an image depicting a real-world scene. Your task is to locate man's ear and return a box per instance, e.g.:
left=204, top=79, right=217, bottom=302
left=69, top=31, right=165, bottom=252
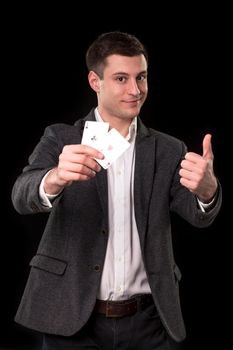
left=88, top=71, right=100, bottom=92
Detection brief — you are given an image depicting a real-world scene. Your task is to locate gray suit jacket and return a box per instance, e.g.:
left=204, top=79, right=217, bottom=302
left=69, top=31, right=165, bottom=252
left=11, top=109, right=222, bottom=342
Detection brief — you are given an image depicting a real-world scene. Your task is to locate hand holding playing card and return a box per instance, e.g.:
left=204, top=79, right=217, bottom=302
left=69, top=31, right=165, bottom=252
left=81, top=121, right=130, bottom=169
left=43, top=143, right=104, bottom=194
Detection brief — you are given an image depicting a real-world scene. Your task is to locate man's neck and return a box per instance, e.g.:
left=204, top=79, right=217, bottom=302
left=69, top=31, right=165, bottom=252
left=95, top=108, right=136, bottom=138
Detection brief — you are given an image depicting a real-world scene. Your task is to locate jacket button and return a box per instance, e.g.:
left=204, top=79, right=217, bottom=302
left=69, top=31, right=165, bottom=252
left=94, top=265, right=101, bottom=272
left=101, top=229, right=107, bottom=235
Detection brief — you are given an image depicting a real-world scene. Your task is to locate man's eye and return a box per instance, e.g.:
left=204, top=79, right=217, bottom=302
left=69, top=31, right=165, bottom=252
left=137, top=75, right=146, bottom=81
left=117, top=77, right=126, bottom=82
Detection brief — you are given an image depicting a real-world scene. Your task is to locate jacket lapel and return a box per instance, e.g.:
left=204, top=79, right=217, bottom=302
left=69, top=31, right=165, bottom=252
left=134, top=120, right=156, bottom=247
left=95, top=169, right=108, bottom=225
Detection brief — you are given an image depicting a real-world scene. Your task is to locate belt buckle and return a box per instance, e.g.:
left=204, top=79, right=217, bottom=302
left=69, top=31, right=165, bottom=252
left=105, top=300, right=118, bottom=318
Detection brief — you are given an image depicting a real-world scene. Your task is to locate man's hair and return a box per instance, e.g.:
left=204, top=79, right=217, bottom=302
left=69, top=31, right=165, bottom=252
left=86, top=31, right=148, bottom=78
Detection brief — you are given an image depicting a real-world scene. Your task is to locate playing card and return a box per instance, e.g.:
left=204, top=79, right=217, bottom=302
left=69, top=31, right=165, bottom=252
left=81, top=121, right=109, bottom=148
left=96, top=128, right=130, bottom=169
left=81, top=121, right=130, bottom=169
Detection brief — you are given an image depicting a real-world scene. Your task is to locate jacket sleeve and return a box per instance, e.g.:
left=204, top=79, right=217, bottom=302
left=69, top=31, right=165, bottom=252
left=11, top=124, right=68, bottom=215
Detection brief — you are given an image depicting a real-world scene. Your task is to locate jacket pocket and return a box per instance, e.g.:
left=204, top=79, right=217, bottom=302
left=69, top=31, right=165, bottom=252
left=29, top=254, right=67, bottom=275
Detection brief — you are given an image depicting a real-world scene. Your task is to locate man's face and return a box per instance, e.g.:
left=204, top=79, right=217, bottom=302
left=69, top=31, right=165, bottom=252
left=90, top=54, right=148, bottom=123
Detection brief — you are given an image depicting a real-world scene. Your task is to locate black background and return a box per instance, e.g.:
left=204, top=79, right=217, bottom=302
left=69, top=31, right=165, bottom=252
left=1, top=4, right=230, bottom=349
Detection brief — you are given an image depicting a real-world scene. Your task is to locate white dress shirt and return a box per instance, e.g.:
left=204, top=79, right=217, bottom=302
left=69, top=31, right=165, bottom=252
left=95, top=109, right=151, bottom=300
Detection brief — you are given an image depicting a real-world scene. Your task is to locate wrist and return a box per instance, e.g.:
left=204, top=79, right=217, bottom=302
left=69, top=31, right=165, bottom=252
left=44, top=168, right=71, bottom=195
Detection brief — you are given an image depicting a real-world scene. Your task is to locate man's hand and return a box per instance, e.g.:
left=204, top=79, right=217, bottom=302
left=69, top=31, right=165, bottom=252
left=44, top=144, right=104, bottom=195
left=179, top=134, right=218, bottom=203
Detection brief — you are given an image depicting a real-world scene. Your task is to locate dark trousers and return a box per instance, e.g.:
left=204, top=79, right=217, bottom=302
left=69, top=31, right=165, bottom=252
left=42, top=301, right=180, bottom=350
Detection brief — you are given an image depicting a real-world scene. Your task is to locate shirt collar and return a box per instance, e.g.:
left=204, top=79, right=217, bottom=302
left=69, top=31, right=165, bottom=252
left=94, top=107, right=137, bottom=142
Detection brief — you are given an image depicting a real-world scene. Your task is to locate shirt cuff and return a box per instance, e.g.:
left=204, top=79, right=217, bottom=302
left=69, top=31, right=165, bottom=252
left=39, top=170, right=62, bottom=208
left=196, top=195, right=216, bottom=213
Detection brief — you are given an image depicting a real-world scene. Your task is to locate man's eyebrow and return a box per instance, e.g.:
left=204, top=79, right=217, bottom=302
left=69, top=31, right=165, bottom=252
left=112, top=70, right=148, bottom=76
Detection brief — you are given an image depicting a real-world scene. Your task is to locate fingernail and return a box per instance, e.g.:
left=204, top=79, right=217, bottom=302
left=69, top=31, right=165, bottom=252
left=98, top=152, right=104, bottom=159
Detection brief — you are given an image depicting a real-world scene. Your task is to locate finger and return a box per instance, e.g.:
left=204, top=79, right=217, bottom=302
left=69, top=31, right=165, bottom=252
left=180, top=177, right=196, bottom=192
left=78, top=144, right=104, bottom=159
left=60, top=157, right=101, bottom=173
left=202, top=133, right=213, bottom=160
left=181, top=157, right=206, bottom=172
left=184, top=152, right=203, bottom=163
left=179, top=168, right=200, bottom=182
left=181, top=159, right=200, bottom=171
left=63, top=144, right=104, bottom=159
left=59, top=168, right=97, bottom=182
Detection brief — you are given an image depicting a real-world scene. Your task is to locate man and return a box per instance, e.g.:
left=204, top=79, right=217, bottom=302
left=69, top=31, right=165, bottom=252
left=12, top=31, right=222, bottom=349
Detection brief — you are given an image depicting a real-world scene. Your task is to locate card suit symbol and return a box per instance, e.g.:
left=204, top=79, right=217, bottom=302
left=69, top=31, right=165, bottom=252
left=107, top=144, right=113, bottom=151
left=91, top=135, right=97, bottom=142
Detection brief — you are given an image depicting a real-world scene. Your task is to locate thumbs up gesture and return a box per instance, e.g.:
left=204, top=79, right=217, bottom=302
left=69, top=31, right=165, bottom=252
left=179, top=134, right=218, bottom=203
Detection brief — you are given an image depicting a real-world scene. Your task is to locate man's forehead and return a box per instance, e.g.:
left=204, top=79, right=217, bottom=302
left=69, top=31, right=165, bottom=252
left=104, top=54, right=148, bottom=74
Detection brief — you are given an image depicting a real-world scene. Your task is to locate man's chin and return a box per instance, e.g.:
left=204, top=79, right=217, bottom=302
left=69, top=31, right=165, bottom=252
left=126, top=107, right=141, bottom=118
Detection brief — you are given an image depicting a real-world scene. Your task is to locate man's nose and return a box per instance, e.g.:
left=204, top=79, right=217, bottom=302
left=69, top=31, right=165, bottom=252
left=128, top=79, right=140, bottom=96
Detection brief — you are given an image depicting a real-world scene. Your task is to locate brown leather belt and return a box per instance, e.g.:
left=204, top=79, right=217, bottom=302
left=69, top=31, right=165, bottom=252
left=94, top=294, right=154, bottom=318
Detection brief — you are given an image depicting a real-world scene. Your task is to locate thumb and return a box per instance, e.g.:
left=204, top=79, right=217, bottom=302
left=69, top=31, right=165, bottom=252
left=202, top=133, right=213, bottom=160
